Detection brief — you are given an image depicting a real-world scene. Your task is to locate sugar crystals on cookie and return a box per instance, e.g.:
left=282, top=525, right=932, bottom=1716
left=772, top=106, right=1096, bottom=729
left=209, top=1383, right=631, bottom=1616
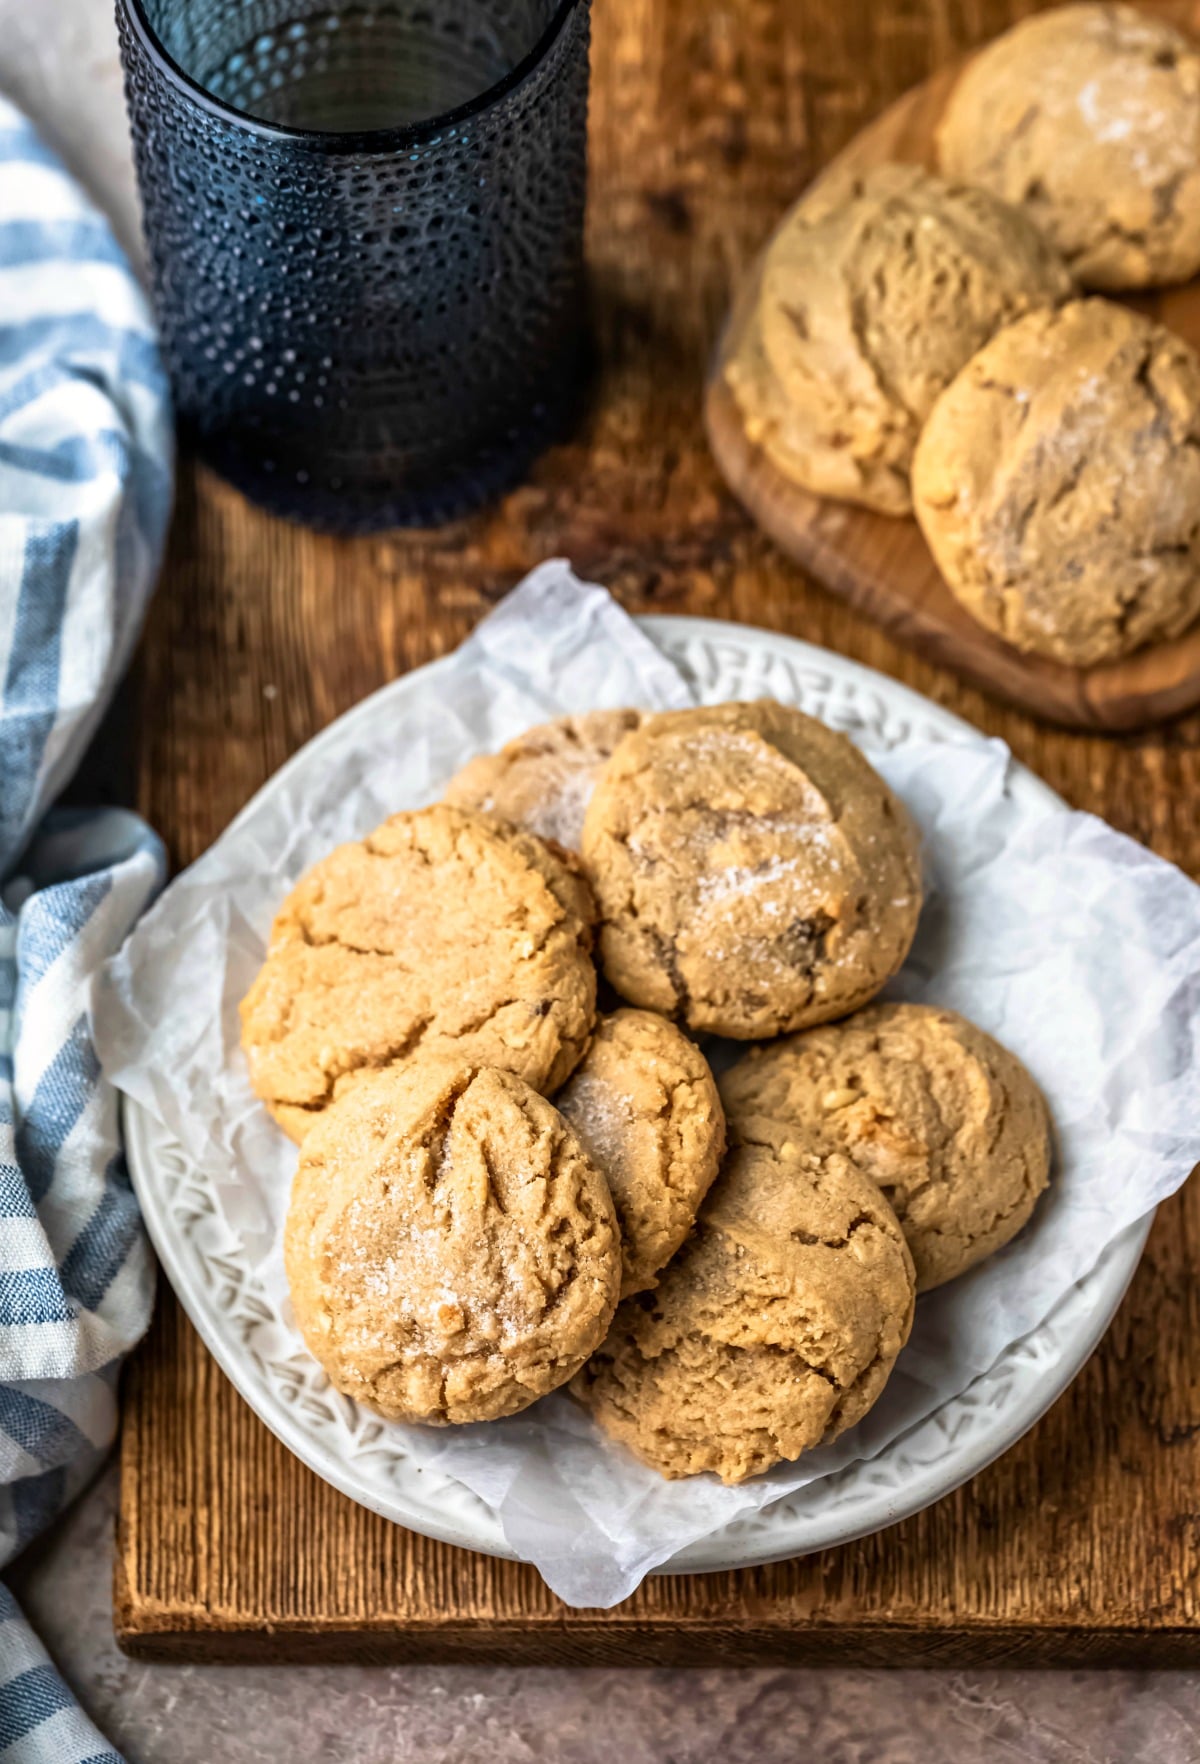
left=285, top=1059, right=622, bottom=1425
left=580, top=699, right=922, bottom=1039
left=241, top=803, right=597, bottom=1140
left=938, top=3, right=1200, bottom=292
left=444, top=708, right=644, bottom=852
left=913, top=299, right=1200, bottom=666
left=556, top=1008, right=725, bottom=1296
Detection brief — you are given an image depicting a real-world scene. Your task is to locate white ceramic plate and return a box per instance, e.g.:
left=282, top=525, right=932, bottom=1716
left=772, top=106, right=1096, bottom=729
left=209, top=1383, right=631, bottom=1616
left=124, top=616, right=1152, bottom=1574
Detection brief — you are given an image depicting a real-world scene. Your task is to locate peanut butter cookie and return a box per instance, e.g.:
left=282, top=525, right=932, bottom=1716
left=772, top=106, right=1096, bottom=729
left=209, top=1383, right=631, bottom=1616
left=572, top=1137, right=915, bottom=1484
left=725, top=163, right=1073, bottom=513
left=720, top=1002, right=1052, bottom=1292
left=241, top=804, right=596, bottom=1141
left=444, top=709, right=644, bottom=851
left=912, top=299, right=1200, bottom=666
left=285, top=1060, right=621, bottom=1425
left=555, top=1009, right=725, bottom=1297
left=938, top=3, right=1200, bottom=291
left=580, top=700, right=922, bottom=1040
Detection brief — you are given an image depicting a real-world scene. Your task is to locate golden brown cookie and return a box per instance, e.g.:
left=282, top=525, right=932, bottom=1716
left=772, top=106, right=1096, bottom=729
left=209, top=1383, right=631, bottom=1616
left=725, top=164, right=1073, bottom=514
left=938, top=4, right=1200, bottom=291
left=284, top=1059, right=621, bottom=1425
left=241, top=804, right=597, bottom=1142
left=443, top=709, right=645, bottom=851
left=912, top=299, right=1200, bottom=666
left=580, top=700, right=922, bottom=1040
left=573, top=1136, right=915, bottom=1484
left=719, top=1002, right=1052, bottom=1292
left=555, top=1009, right=725, bottom=1297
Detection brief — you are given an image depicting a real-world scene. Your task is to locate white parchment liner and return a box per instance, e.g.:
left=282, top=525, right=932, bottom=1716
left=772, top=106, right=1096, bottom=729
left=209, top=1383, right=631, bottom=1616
left=93, top=561, right=1200, bottom=1605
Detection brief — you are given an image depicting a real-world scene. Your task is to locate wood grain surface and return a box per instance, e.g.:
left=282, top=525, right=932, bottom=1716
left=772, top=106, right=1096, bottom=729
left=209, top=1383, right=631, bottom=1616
left=117, top=0, right=1200, bottom=1663
left=705, top=1, right=1200, bottom=732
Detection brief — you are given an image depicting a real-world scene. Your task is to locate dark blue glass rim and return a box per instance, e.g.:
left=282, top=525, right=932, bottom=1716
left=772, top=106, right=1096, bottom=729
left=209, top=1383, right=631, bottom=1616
left=117, top=0, right=584, bottom=151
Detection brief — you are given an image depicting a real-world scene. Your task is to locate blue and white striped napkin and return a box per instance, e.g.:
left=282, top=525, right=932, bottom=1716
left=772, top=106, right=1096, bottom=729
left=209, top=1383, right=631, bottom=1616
left=0, top=94, right=172, bottom=1762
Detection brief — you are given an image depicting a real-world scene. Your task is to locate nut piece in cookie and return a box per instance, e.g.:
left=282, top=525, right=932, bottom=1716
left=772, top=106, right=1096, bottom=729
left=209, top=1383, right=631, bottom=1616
left=938, top=3, right=1200, bottom=291
left=555, top=1008, right=725, bottom=1298
left=580, top=700, right=922, bottom=1040
left=913, top=299, right=1200, bottom=667
left=444, top=709, right=644, bottom=851
left=720, top=1002, right=1052, bottom=1292
left=240, top=803, right=597, bottom=1141
left=725, top=163, right=1073, bottom=514
left=573, top=1137, right=915, bottom=1484
left=285, top=1060, right=622, bottom=1425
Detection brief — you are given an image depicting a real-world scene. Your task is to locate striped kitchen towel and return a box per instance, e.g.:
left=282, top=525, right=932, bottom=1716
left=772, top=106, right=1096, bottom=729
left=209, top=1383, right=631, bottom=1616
left=0, top=94, right=172, bottom=1761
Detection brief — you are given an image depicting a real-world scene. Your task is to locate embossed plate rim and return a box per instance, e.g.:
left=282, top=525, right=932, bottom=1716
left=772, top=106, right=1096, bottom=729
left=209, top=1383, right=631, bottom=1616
left=124, top=613, right=1153, bottom=1576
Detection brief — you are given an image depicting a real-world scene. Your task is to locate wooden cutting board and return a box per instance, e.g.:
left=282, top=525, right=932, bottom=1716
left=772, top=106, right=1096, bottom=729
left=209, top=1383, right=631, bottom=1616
left=705, top=4, right=1200, bottom=731
left=116, top=0, right=1200, bottom=1663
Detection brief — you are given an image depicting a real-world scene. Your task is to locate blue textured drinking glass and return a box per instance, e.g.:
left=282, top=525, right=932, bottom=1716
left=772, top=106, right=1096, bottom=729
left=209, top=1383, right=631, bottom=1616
left=116, top=0, right=591, bottom=531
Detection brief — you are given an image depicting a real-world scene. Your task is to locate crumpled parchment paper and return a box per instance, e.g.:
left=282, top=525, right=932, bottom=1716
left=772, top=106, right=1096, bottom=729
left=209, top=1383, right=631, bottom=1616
left=93, top=560, right=1200, bottom=1606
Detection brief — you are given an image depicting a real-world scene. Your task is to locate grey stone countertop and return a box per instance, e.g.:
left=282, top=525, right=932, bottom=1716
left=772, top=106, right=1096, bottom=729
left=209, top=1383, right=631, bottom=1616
left=2, top=4, right=1199, bottom=1760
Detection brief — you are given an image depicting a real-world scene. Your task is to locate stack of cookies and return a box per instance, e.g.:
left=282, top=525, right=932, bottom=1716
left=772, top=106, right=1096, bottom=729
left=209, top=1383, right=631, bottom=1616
left=725, top=2, right=1200, bottom=668
left=241, top=699, right=1052, bottom=1486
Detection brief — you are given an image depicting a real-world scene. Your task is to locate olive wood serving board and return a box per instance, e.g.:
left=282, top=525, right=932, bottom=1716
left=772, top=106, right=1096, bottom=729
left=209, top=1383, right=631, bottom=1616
left=704, top=6, right=1200, bottom=731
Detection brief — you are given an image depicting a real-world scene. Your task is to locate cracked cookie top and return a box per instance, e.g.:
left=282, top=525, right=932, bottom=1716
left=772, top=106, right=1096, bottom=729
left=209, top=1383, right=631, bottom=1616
left=938, top=3, right=1200, bottom=292
left=725, top=163, right=1073, bottom=514
left=580, top=700, right=923, bottom=1040
left=720, top=1002, right=1052, bottom=1292
left=555, top=1009, right=726, bottom=1298
left=572, top=1135, right=915, bottom=1483
left=285, top=1060, right=622, bottom=1425
left=240, top=803, right=597, bottom=1141
left=913, top=298, right=1200, bottom=666
left=444, top=708, right=645, bottom=852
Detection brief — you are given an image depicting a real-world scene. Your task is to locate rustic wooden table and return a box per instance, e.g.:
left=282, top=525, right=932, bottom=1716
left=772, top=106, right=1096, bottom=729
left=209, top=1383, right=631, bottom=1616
left=117, top=0, right=1200, bottom=1664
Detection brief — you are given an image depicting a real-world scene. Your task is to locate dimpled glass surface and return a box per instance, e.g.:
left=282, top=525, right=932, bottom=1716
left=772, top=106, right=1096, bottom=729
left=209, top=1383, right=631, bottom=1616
left=116, top=0, right=590, bottom=529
